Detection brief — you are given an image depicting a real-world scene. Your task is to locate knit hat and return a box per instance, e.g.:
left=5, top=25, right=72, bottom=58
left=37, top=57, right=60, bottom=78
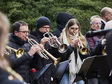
left=36, top=16, right=50, bottom=30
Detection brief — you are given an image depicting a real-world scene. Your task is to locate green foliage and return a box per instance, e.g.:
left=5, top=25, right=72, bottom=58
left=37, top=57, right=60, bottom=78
left=0, top=0, right=112, bottom=34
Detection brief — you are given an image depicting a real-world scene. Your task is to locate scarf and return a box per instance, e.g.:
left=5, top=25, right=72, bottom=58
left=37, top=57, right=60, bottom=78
left=9, top=34, right=26, bottom=46
left=61, top=29, right=82, bottom=84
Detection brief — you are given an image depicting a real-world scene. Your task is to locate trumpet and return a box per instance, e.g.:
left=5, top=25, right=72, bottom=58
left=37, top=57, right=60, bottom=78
left=0, top=63, right=23, bottom=81
left=5, top=66, right=23, bottom=81
left=101, top=39, right=107, bottom=55
left=6, top=46, right=24, bottom=58
left=26, top=37, right=60, bottom=66
left=102, top=46, right=107, bottom=55
left=43, top=32, right=68, bottom=53
left=77, top=37, right=88, bottom=55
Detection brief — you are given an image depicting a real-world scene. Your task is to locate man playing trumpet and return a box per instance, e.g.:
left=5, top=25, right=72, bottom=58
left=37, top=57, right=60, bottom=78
left=8, top=21, right=43, bottom=84
left=30, top=16, right=60, bottom=84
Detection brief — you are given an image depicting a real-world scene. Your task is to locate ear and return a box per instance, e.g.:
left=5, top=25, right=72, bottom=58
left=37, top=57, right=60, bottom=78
left=14, top=31, right=18, bottom=36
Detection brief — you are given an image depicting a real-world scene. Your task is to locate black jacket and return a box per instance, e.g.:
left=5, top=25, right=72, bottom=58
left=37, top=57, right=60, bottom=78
left=93, top=39, right=105, bottom=55
left=30, top=30, right=62, bottom=84
left=8, top=34, right=33, bottom=83
left=0, top=67, right=24, bottom=84
left=106, top=31, right=112, bottom=70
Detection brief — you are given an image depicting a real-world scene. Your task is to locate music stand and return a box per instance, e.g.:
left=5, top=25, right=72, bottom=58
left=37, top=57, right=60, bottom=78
left=73, top=55, right=110, bottom=84
left=36, top=63, right=52, bottom=79
left=53, top=60, right=71, bottom=83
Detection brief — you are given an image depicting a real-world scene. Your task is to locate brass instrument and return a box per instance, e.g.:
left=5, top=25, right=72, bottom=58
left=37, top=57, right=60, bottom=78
left=5, top=66, right=23, bottom=81
left=43, top=32, right=68, bottom=53
left=0, top=58, right=23, bottom=81
left=101, top=38, right=107, bottom=55
left=6, top=46, right=24, bottom=58
left=26, top=37, right=60, bottom=66
left=102, top=46, right=107, bottom=55
left=77, top=37, right=88, bottom=55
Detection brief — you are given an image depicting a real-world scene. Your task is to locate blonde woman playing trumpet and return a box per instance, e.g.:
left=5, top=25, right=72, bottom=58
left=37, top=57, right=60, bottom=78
left=60, top=18, right=90, bottom=84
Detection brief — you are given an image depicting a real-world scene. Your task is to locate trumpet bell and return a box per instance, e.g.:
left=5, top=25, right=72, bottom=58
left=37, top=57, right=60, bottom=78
left=102, top=49, right=107, bottom=55
left=79, top=47, right=88, bottom=55
left=58, top=44, right=68, bottom=53
left=16, top=48, right=24, bottom=58
left=5, top=46, right=24, bottom=58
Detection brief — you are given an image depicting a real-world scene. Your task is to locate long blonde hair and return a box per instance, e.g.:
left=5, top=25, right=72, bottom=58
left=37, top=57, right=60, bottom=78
left=0, top=12, right=10, bottom=68
left=0, top=12, right=23, bottom=81
left=60, top=18, right=87, bottom=46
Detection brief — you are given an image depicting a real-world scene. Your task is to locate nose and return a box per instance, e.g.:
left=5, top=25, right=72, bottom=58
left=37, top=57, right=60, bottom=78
left=46, top=28, right=49, bottom=32
left=24, top=32, right=29, bottom=38
left=26, top=32, right=29, bottom=35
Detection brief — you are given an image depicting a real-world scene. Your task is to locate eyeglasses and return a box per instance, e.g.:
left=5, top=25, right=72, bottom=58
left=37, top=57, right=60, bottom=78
left=92, top=22, right=102, bottom=25
left=70, top=27, right=79, bottom=31
left=18, top=31, right=30, bottom=33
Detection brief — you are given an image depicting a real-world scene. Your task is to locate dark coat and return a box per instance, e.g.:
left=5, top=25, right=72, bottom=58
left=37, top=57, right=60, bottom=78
left=0, top=67, right=24, bottom=84
left=86, top=31, right=102, bottom=56
left=106, top=31, right=112, bottom=70
left=8, top=34, right=33, bottom=83
left=30, top=30, right=60, bottom=84
left=93, top=39, right=105, bottom=55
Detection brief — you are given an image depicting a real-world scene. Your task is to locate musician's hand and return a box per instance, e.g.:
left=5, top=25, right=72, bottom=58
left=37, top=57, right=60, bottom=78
left=28, top=44, right=41, bottom=56
left=41, top=37, right=49, bottom=46
left=37, top=44, right=44, bottom=53
left=51, top=36, right=57, bottom=44
left=70, top=38, right=79, bottom=47
left=101, top=39, right=106, bottom=45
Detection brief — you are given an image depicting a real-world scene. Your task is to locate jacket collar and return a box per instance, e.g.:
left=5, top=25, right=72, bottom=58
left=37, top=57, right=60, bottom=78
left=9, top=34, right=26, bottom=46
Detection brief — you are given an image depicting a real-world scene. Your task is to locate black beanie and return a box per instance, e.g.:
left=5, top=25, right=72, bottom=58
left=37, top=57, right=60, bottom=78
left=36, top=16, right=50, bottom=30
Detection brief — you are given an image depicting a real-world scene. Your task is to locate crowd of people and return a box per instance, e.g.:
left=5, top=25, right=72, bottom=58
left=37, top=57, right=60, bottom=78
left=0, top=6, right=112, bottom=84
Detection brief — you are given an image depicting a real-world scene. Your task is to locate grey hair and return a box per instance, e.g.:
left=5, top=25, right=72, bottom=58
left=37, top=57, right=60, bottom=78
left=90, top=15, right=101, bottom=24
